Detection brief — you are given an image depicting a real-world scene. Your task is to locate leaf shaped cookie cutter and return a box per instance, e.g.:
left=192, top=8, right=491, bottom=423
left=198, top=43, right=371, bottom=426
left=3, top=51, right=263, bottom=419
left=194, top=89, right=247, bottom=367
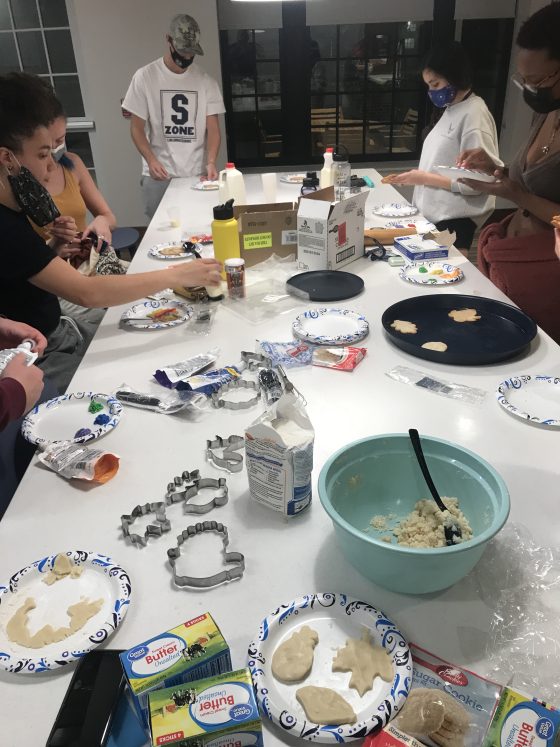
left=121, top=502, right=171, bottom=547
left=206, top=435, right=244, bottom=473
left=167, top=520, right=245, bottom=588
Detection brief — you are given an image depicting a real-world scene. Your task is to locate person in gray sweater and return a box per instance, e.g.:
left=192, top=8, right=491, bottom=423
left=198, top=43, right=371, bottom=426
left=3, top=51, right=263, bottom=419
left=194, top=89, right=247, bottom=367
left=389, top=43, right=502, bottom=256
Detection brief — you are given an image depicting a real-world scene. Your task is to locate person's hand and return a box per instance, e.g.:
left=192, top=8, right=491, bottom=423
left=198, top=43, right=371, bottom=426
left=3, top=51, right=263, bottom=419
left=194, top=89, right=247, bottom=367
left=48, top=216, right=77, bottom=246
left=0, top=354, right=44, bottom=413
left=0, top=318, right=47, bottom=354
left=171, top=258, right=223, bottom=288
left=55, top=236, right=83, bottom=259
left=148, top=158, right=169, bottom=181
left=459, top=172, right=523, bottom=204
left=84, top=216, right=112, bottom=245
left=202, top=163, right=219, bottom=181
left=388, top=170, right=427, bottom=186
left=555, top=227, right=560, bottom=262
left=455, top=148, right=500, bottom=175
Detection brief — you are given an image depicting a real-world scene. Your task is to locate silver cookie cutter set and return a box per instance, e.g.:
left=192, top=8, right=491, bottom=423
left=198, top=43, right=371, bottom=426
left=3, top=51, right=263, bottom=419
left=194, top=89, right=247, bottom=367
left=206, top=435, right=244, bottom=473
left=241, top=351, right=271, bottom=371
left=121, top=502, right=171, bottom=546
left=167, top=520, right=245, bottom=588
left=211, top=378, right=261, bottom=409
left=166, top=472, right=229, bottom=514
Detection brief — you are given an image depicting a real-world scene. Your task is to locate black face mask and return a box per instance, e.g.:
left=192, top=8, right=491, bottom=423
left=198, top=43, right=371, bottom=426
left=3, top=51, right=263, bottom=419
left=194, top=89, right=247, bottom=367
left=7, top=165, right=60, bottom=227
left=170, top=44, right=194, bottom=70
left=523, top=85, right=560, bottom=114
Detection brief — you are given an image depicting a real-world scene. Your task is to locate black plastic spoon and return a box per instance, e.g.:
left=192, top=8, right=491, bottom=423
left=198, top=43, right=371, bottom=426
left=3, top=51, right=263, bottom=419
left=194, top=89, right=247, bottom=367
left=408, top=429, right=462, bottom=546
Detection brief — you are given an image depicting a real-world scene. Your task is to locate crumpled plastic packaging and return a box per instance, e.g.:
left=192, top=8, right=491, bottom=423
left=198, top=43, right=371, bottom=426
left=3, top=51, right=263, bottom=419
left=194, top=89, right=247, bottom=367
left=221, top=278, right=309, bottom=323
left=154, top=347, right=220, bottom=388
left=38, top=441, right=120, bottom=483
left=114, top=384, right=208, bottom=413
left=386, top=365, right=488, bottom=405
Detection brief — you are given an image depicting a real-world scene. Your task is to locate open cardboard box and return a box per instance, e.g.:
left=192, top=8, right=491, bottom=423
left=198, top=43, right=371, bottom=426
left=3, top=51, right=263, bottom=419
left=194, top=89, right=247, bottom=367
left=233, top=202, right=298, bottom=267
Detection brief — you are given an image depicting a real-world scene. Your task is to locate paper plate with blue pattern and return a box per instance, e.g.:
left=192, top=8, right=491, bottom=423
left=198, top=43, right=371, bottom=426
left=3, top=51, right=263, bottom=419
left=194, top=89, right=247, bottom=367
left=399, top=261, right=464, bottom=286
left=121, top=300, right=193, bottom=329
left=21, top=392, right=122, bottom=446
left=372, top=203, right=417, bottom=217
left=0, top=550, right=131, bottom=673
left=496, top=375, right=560, bottom=427
left=247, top=592, right=411, bottom=743
left=293, top=309, right=369, bottom=345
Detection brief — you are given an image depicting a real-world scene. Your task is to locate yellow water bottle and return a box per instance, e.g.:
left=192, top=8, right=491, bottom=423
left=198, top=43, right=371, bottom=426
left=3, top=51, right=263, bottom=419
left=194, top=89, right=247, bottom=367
left=212, top=198, right=240, bottom=279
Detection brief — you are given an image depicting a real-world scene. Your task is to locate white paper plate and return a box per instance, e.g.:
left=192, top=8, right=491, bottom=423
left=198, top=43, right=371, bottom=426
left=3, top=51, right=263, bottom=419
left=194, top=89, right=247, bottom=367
left=247, top=592, right=411, bottom=743
left=496, top=375, right=560, bottom=426
left=0, top=550, right=131, bottom=673
left=384, top=219, right=437, bottom=231
left=121, top=300, right=193, bottom=329
left=280, top=173, right=306, bottom=184
left=373, top=203, right=418, bottom=217
left=21, top=392, right=122, bottom=446
left=399, top=261, right=464, bottom=286
left=149, top=242, right=193, bottom=259
left=293, top=309, right=369, bottom=345
left=436, top=165, right=497, bottom=183
left=191, top=180, right=219, bottom=191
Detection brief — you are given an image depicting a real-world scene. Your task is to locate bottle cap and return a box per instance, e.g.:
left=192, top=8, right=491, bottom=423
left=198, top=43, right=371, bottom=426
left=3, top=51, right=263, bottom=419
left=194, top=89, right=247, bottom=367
left=326, top=148, right=334, bottom=153
left=225, top=258, right=245, bottom=270
left=333, top=144, right=349, bottom=162
left=213, top=198, right=235, bottom=220
left=226, top=162, right=235, bottom=168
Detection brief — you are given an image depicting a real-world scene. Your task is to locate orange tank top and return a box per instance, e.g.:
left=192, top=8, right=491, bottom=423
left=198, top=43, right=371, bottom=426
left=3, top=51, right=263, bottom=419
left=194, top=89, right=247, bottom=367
left=32, top=166, right=87, bottom=241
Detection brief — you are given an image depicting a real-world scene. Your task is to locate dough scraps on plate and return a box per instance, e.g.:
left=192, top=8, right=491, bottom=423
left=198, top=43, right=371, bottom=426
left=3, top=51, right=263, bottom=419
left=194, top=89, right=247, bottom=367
left=332, top=627, right=393, bottom=696
left=296, top=686, right=357, bottom=725
left=271, top=625, right=319, bottom=682
left=43, top=554, right=84, bottom=586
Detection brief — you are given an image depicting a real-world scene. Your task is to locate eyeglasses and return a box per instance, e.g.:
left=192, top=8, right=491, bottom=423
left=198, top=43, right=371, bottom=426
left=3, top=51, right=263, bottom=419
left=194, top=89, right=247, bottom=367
left=511, top=66, right=560, bottom=94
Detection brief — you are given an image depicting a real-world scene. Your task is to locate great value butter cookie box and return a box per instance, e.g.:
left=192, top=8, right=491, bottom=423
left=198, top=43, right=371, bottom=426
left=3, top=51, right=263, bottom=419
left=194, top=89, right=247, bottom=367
left=120, top=613, right=231, bottom=731
left=148, top=667, right=263, bottom=747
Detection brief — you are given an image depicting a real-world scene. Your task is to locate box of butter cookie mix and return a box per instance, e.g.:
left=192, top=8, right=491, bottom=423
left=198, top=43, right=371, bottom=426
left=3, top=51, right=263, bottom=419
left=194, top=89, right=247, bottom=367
left=148, top=667, right=263, bottom=747
left=366, top=644, right=560, bottom=747
left=120, top=613, right=231, bottom=732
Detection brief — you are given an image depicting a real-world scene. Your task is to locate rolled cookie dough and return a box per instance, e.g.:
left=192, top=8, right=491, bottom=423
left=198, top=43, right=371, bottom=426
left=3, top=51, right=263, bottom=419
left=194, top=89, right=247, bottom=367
left=6, top=596, right=104, bottom=649
left=332, top=628, right=393, bottom=696
left=296, top=686, right=357, bottom=725
left=421, top=342, right=447, bottom=352
left=391, top=320, right=417, bottom=334
left=272, top=625, right=319, bottom=681
left=448, top=309, right=480, bottom=323
left=43, top=554, right=84, bottom=585
left=396, top=688, right=446, bottom=733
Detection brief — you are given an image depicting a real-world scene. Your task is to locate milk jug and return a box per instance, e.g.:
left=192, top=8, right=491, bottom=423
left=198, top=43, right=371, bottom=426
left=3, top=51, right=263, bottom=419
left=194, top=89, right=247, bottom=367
left=218, top=163, right=246, bottom=206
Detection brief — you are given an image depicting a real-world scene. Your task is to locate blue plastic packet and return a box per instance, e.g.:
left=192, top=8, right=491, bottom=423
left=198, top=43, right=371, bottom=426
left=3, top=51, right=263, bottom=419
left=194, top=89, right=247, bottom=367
left=176, top=366, right=242, bottom=395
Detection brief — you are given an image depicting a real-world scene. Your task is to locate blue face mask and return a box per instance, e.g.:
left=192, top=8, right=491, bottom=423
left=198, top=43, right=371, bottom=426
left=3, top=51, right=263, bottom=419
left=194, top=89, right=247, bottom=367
left=428, top=84, right=457, bottom=108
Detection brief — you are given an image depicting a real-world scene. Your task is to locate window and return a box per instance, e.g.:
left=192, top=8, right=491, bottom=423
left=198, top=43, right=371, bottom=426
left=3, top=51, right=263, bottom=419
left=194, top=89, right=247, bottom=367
left=0, top=0, right=96, bottom=179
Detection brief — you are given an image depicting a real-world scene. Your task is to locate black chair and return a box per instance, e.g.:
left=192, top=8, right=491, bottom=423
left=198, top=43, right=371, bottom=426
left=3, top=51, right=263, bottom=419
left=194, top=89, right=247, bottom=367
left=112, top=227, right=140, bottom=260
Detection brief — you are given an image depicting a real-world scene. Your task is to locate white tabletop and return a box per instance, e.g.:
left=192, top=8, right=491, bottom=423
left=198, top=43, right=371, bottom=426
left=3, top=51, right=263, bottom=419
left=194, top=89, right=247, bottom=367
left=1, top=169, right=559, bottom=745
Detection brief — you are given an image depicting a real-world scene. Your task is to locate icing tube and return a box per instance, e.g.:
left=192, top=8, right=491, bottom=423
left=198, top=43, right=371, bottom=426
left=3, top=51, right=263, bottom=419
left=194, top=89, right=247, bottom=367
left=38, top=442, right=120, bottom=483
left=175, top=366, right=242, bottom=395
left=154, top=347, right=220, bottom=388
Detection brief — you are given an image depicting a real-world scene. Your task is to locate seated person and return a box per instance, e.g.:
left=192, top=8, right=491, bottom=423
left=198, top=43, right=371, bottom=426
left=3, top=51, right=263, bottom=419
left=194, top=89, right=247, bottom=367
left=0, top=72, right=222, bottom=394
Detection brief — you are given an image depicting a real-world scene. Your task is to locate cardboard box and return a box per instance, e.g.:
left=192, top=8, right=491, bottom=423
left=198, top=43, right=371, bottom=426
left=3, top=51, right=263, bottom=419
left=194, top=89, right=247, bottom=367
left=148, top=667, right=263, bottom=747
left=120, top=613, right=231, bottom=732
left=297, top=186, right=368, bottom=271
left=393, top=234, right=450, bottom=261
left=233, top=203, right=298, bottom=267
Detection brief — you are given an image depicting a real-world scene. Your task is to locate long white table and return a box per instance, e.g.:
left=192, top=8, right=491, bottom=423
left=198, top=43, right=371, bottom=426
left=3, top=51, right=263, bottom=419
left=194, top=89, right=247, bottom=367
left=1, top=170, right=559, bottom=745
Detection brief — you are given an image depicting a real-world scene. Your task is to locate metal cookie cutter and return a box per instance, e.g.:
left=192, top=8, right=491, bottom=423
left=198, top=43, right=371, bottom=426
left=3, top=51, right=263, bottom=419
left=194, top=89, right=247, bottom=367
left=166, top=474, right=229, bottom=514
left=241, top=351, right=272, bottom=371
left=121, top=502, right=171, bottom=547
left=167, top=520, right=245, bottom=588
left=206, top=435, right=244, bottom=473
left=211, top=379, right=261, bottom=410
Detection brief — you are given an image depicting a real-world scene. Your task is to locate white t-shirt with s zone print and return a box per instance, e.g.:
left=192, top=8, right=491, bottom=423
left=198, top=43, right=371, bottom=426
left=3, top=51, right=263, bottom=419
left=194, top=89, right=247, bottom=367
left=122, top=58, right=225, bottom=179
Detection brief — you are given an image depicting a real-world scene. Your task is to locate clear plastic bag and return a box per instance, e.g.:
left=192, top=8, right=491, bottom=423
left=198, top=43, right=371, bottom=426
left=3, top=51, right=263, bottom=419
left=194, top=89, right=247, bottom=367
left=185, top=302, right=219, bottom=336
left=245, top=253, right=302, bottom=286
left=221, top=279, right=309, bottom=323
left=114, top=384, right=208, bottom=413
left=386, top=366, right=488, bottom=405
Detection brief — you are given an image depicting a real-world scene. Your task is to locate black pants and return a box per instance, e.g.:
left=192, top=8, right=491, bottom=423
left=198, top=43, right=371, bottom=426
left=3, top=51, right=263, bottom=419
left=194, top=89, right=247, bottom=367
left=435, top=218, right=476, bottom=250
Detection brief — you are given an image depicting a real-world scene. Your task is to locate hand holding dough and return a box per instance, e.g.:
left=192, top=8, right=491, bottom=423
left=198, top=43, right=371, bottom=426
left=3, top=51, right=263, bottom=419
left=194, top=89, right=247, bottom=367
left=272, top=625, right=319, bottom=681
left=332, top=628, right=393, bottom=696
left=381, top=174, right=398, bottom=184
left=296, top=686, right=357, bottom=725
left=448, top=309, right=480, bottom=323
left=391, top=320, right=417, bottom=334
left=422, top=342, right=447, bottom=352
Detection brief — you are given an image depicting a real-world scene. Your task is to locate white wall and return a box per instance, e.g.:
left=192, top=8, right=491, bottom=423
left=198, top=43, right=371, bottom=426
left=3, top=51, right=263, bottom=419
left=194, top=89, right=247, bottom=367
left=67, top=0, right=225, bottom=227
left=217, top=0, right=282, bottom=29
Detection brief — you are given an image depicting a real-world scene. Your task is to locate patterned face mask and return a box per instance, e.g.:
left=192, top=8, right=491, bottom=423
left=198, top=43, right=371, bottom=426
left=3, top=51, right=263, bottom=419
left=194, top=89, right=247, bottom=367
left=428, top=84, right=457, bottom=108
left=5, top=154, right=60, bottom=227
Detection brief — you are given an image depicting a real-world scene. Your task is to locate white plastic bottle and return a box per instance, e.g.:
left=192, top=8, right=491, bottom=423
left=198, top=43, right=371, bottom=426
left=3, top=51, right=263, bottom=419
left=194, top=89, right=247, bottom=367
left=218, top=163, right=246, bottom=207
left=0, top=339, right=38, bottom=373
left=320, top=148, right=334, bottom=189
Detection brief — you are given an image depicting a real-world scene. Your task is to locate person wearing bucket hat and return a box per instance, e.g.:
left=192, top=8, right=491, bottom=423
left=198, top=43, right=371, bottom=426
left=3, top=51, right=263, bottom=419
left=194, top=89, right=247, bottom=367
left=123, top=13, right=225, bottom=221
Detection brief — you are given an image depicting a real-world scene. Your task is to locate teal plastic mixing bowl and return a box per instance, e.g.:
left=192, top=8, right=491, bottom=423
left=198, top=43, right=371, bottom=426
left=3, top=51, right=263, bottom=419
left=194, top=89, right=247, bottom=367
left=318, top=434, right=510, bottom=594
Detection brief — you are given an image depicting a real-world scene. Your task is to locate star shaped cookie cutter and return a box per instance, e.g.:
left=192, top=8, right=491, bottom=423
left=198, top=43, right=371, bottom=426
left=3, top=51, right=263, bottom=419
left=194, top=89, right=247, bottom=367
left=206, top=435, right=244, bottom=473
left=167, top=520, right=245, bottom=588
left=211, top=379, right=261, bottom=410
left=121, top=502, right=171, bottom=547
left=166, top=473, right=229, bottom=514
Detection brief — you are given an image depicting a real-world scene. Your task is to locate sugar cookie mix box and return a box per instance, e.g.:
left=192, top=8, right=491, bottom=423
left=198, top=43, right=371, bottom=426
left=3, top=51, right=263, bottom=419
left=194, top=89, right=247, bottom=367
left=148, top=667, right=263, bottom=747
left=393, top=235, right=449, bottom=261
left=120, top=614, right=231, bottom=731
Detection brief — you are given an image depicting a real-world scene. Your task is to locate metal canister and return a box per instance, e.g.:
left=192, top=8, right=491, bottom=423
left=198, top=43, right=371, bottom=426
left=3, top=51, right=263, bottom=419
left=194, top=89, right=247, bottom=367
left=225, top=258, right=246, bottom=299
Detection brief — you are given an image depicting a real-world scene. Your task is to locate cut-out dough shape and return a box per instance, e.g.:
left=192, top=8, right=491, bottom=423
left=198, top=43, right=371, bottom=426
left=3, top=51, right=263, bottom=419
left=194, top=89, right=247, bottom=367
left=396, top=688, right=446, bottom=733
left=421, top=342, right=447, bottom=352
left=6, top=596, right=104, bottom=649
left=331, top=628, right=393, bottom=696
left=43, top=554, right=84, bottom=585
left=272, top=625, right=319, bottom=681
left=391, top=320, right=417, bottom=334
left=448, top=309, right=480, bottom=323
left=296, top=686, right=357, bottom=725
